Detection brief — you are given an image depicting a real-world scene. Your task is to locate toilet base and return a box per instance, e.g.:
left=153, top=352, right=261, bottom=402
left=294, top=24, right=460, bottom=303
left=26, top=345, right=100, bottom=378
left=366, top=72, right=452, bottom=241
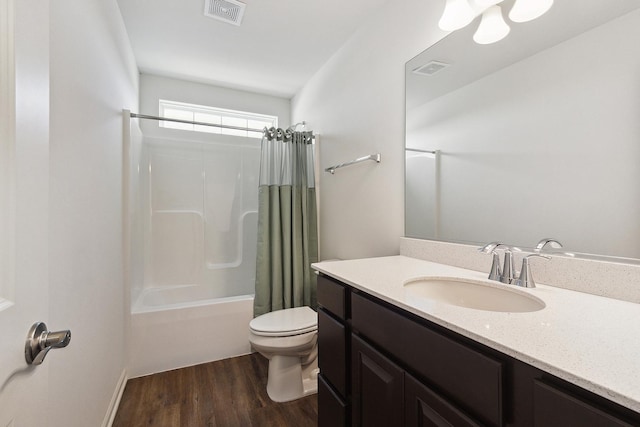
left=266, top=354, right=319, bottom=403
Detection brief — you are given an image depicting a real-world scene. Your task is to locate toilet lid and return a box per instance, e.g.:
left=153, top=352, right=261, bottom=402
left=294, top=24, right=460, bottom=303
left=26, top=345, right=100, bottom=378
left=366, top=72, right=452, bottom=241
left=250, top=306, right=317, bottom=337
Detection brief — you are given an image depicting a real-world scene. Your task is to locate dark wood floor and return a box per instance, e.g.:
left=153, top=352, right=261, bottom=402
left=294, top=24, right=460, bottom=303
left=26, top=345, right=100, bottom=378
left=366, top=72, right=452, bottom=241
left=113, top=353, right=318, bottom=427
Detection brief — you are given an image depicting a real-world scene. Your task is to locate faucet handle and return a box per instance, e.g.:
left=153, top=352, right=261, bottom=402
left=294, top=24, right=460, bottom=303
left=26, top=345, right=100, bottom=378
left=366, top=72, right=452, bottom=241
left=535, top=238, right=563, bottom=252
left=488, top=251, right=502, bottom=281
left=478, top=242, right=502, bottom=281
left=513, top=254, right=551, bottom=288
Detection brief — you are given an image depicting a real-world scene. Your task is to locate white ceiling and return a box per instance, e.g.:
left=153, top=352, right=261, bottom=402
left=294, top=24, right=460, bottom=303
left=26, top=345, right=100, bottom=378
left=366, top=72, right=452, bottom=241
left=117, top=0, right=391, bottom=98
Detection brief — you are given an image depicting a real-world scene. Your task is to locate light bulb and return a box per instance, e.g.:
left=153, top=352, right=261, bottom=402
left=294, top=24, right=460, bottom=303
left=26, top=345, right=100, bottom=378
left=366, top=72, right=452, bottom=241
left=473, top=0, right=504, bottom=7
left=508, top=0, right=553, bottom=23
left=438, top=0, right=476, bottom=31
left=473, top=5, right=510, bottom=45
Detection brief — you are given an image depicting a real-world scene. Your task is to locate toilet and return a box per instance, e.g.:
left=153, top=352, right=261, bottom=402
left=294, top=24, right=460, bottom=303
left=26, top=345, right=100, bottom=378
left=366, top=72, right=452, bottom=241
left=249, top=306, right=319, bottom=402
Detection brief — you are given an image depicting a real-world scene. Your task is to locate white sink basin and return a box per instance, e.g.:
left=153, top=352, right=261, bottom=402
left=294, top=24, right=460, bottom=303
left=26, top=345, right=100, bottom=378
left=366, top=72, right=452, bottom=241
left=404, top=277, right=545, bottom=313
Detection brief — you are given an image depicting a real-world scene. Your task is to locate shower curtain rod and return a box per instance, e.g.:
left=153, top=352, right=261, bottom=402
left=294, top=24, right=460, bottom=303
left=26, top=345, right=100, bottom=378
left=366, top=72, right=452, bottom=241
left=130, top=113, right=315, bottom=139
left=406, top=148, right=438, bottom=154
left=129, top=112, right=265, bottom=133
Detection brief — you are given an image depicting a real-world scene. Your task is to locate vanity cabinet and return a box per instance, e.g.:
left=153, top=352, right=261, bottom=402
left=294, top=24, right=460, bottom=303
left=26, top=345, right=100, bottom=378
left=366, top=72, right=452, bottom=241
left=317, top=273, right=640, bottom=427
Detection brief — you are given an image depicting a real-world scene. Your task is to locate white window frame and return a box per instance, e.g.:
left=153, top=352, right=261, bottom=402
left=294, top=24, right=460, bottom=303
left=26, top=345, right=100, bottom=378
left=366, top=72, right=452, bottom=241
left=158, top=99, right=278, bottom=139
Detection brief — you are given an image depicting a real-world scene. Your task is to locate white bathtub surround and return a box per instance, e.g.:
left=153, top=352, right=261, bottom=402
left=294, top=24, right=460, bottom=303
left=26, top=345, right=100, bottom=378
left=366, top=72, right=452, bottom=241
left=138, top=134, right=260, bottom=295
left=124, top=121, right=261, bottom=377
left=400, top=237, right=640, bottom=304
left=313, top=256, right=640, bottom=413
left=129, top=295, right=253, bottom=378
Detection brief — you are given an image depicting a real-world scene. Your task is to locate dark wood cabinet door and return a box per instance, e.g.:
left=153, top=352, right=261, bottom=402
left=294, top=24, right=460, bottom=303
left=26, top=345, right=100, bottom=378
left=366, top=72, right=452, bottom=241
left=533, top=381, right=636, bottom=427
left=318, top=308, right=347, bottom=397
left=352, top=334, right=403, bottom=427
left=405, top=373, right=481, bottom=427
left=318, top=374, right=347, bottom=427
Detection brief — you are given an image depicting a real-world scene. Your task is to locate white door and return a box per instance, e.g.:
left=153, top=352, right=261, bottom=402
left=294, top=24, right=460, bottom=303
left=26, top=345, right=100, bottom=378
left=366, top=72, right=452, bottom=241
left=0, top=0, right=52, bottom=424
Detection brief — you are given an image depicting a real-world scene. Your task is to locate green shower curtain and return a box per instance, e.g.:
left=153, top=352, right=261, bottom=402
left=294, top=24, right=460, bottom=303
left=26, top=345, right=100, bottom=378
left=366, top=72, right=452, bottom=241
left=254, top=129, right=318, bottom=317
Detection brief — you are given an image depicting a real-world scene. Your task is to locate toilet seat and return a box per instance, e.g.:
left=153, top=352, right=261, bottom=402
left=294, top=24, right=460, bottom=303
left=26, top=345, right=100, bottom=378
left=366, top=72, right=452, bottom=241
left=250, top=306, right=317, bottom=337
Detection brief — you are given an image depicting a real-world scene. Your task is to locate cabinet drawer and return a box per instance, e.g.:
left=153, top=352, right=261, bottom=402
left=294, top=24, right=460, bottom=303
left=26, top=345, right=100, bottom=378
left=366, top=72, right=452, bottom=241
left=351, top=292, right=504, bottom=426
left=318, top=374, right=347, bottom=427
left=318, top=308, right=347, bottom=397
left=405, top=373, right=482, bottom=427
left=317, top=275, right=347, bottom=320
left=533, top=380, right=635, bottom=427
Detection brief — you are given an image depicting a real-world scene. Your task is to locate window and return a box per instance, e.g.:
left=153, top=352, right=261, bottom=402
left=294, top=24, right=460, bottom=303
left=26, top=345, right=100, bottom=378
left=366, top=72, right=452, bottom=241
left=159, top=99, right=278, bottom=139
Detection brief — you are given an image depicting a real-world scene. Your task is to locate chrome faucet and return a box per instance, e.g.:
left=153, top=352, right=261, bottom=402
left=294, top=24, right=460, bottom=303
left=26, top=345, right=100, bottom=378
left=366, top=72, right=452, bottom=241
left=478, top=242, right=502, bottom=281
left=513, top=254, right=550, bottom=288
left=479, top=242, right=521, bottom=284
left=499, top=246, right=515, bottom=284
left=535, top=238, right=563, bottom=252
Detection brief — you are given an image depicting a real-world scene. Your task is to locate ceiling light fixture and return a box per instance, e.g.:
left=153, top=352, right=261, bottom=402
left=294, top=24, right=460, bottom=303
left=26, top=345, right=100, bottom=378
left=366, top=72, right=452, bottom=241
left=474, top=0, right=504, bottom=7
left=473, top=5, right=510, bottom=45
left=438, top=0, right=553, bottom=45
left=509, top=0, right=554, bottom=23
left=438, top=0, right=476, bottom=31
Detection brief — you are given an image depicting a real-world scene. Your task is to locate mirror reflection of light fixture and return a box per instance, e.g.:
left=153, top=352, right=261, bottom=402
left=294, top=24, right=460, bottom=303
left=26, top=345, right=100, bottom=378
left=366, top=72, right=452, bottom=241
left=438, top=0, right=552, bottom=44
left=438, top=0, right=476, bottom=31
left=509, top=0, right=554, bottom=23
left=473, top=5, right=510, bottom=45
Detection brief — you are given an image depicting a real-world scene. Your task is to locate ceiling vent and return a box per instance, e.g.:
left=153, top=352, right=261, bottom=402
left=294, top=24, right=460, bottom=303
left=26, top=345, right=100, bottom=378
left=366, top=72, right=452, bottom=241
left=412, top=60, right=450, bottom=76
left=204, top=0, right=246, bottom=26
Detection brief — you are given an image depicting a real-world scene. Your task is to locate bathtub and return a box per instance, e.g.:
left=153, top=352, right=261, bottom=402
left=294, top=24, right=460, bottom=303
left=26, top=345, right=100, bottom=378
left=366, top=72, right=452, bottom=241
left=128, top=286, right=254, bottom=378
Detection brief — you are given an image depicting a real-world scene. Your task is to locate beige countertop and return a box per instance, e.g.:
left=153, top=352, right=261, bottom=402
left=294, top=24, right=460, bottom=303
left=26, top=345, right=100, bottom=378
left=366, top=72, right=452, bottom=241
left=312, top=255, right=640, bottom=413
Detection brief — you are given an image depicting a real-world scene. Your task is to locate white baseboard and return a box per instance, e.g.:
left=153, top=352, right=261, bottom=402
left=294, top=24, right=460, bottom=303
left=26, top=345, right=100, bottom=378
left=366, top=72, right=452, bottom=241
left=102, top=369, right=128, bottom=427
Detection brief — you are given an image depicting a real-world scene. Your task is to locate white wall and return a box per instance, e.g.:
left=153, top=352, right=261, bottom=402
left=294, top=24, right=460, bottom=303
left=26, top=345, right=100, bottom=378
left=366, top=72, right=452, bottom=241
left=292, top=0, right=446, bottom=260
left=139, top=73, right=291, bottom=136
left=49, top=0, right=139, bottom=425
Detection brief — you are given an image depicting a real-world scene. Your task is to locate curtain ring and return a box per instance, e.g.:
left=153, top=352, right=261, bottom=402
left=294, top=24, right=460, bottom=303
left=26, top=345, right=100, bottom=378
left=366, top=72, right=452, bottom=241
left=264, top=127, right=277, bottom=141
left=265, top=127, right=305, bottom=142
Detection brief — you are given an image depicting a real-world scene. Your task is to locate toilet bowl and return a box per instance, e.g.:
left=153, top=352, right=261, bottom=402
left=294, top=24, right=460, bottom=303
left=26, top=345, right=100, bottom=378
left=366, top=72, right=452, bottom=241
left=249, top=306, right=319, bottom=402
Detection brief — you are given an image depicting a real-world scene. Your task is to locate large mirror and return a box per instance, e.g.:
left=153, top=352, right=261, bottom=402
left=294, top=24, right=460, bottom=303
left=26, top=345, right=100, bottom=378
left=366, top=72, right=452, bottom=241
left=405, top=0, right=640, bottom=260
